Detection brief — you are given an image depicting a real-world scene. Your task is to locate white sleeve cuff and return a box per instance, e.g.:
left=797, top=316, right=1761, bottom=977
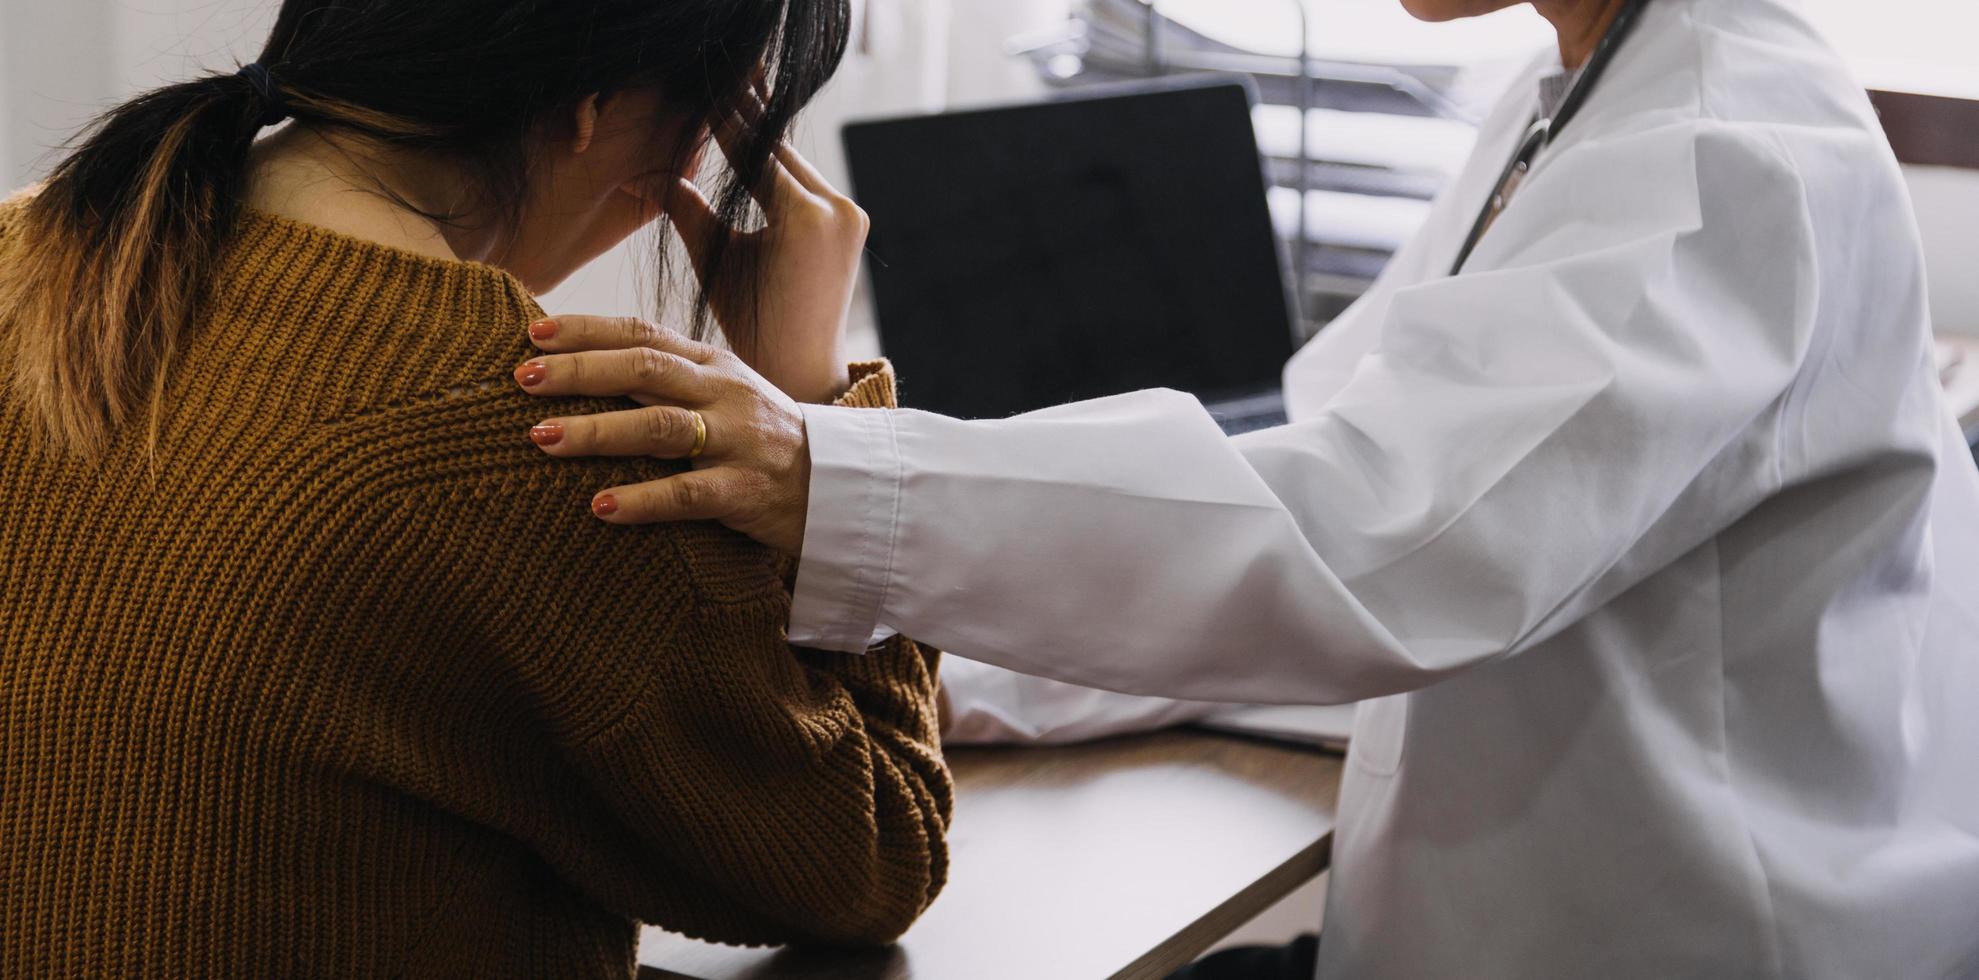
left=788, top=402, right=903, bottom=652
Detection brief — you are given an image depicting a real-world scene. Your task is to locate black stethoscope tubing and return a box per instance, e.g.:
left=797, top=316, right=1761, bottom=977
left=1449, top=0, right=1654, bottom=275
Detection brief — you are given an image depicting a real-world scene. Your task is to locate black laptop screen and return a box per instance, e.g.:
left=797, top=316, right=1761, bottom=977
left=842, top=79, right=1298, bottom=419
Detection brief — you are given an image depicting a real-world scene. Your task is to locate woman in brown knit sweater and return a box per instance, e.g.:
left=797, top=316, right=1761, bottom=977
left=0, top=2, right=949, bottom=977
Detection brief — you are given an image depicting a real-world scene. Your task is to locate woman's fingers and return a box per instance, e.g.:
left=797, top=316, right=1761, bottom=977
left=728, top=82, right=845, bottom=203
left=529, top=404, right=706, bottom=459
left=709, top=105, right=811, bottom=212
left=727, top=88, right=838, bottom=202
left=514, top=346, right=716, bottom=405
left=590, top=468, right=747, bottom=525
left=769, top=140, right=839, bottom=199
left=691, top=83, right=850, bottom=239
left=527, top=315, right=719, bottom=362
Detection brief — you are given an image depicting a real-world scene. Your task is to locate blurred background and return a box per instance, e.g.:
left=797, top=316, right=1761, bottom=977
left=3, top=0, right=1975, bottom=943
left=4, top=0, right=1975, bottom=348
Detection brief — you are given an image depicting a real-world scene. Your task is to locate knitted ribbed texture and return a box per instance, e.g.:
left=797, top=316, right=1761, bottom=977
left=0, top=203, right=951, bottom=978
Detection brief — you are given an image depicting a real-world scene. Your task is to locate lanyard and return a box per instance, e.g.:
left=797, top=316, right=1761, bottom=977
left=1449, top=0, right=1652, bottom=275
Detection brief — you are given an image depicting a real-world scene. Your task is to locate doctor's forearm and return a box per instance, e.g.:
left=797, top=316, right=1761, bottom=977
left=789, top=390, right=1418, bottom=705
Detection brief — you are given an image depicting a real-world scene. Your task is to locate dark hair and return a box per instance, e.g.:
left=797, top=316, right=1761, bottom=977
left=0, top=0, right=849, bottom=455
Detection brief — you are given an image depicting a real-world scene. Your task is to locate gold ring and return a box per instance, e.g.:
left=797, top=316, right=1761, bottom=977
left=686, top=409, right=708, bottom=460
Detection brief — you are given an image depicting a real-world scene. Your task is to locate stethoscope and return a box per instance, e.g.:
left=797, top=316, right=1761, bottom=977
left=1449, top=0, right=1653, bottom=275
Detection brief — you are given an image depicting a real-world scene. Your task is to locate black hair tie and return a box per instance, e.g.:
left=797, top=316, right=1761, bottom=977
left=236, top=62, right=290, bottom=128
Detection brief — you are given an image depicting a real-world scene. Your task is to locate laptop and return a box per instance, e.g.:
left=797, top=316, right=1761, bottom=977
left=841, top=76, right=1300, bottom=433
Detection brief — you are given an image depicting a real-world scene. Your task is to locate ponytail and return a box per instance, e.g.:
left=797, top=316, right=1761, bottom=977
left=0, top=67, right=285, bottom=456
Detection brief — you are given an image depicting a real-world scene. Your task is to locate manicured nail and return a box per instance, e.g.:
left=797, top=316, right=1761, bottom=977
left=530, top=423, right=564, bottom=446
left=529, top=319, right=558, bottom=341
left=515, top=361, right=547, bottom=387
left=592, top=494, right=619, bottom=517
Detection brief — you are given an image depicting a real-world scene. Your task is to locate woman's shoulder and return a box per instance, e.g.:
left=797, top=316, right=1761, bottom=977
left=1, top=183, right=39, bottom=210
left=334, top=377, right=790, bottom=607
left=195, top=212, right=788, bottom=601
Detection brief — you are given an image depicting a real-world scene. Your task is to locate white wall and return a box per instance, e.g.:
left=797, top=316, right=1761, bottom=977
left=1800, top=0, right=1979, bottom=100
left=1, top=0, right=117, bottom=183
left=1, top=0, right=285, bottom=182
left=1909, top=167, right=1979, bottom=337
left=0, top=6, right=9, bottom=179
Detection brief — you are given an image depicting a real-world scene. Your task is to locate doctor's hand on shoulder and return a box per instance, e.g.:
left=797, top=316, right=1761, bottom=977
left=511, top=135, right=861, bottom=556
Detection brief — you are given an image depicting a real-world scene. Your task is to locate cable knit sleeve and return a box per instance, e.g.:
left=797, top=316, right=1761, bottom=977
left=564, top=563, right=950, bottom=947
left=385, top=361, right=949, bottom=948
left=835, top=359, right=897, bottom=409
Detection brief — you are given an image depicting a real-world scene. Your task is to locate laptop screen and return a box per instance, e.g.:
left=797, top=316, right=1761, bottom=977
left=842, top=78, right=1298, bottom=419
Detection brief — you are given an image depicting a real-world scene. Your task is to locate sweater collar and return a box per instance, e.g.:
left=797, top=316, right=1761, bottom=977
left=199, top=207, right=548, bottom=418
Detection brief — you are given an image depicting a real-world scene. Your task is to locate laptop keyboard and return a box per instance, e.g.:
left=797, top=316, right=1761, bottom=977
left=1216, top=409, right=1290, bottom=436
left=1207, top=390, right=1290, bottom=436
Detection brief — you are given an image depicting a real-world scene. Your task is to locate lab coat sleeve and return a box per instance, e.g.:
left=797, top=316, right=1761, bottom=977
left=791, top=123, right=1820, bottom=705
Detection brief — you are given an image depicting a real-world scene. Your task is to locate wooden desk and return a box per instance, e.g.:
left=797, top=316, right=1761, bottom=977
left=639, top=731, right=1343, bottom=980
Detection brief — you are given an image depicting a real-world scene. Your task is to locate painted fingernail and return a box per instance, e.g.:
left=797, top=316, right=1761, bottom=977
left=529, top=319, right=558, bottom=341
left=515, top=361, right=547, bottom=387
left=529, top=423, right=564, bottom=446
left=592, top=494, right=619, bottom=517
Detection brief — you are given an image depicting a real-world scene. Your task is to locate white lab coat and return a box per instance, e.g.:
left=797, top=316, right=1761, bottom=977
left=789, top=0, right=1979, bottom=975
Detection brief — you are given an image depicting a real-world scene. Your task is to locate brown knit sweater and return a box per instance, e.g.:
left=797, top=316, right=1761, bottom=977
left=0, top=202, right=951, bottom=978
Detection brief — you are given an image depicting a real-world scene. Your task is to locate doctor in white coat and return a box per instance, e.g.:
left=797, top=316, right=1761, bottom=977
left=510, top=0, right=1979, bottom=975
